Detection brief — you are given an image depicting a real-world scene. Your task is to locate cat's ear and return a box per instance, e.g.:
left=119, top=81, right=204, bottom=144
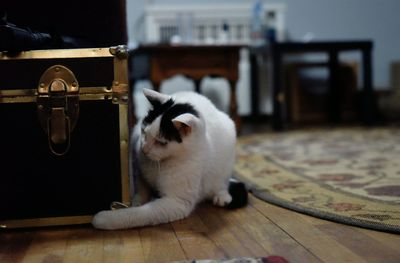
left=143, top=88, right=171, bottom=106
left=172, top=113, right=197, bottom=137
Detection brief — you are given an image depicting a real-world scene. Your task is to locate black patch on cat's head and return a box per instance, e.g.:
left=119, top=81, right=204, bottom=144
left=160, top=103, right=199, bottom=143
left=143, top=98, right=174, bottom=125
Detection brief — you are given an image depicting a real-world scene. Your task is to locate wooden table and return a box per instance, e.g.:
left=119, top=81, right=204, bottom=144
left=131, top=44, right=243, bottom=131
left=267, top=40, right=377, bottom=130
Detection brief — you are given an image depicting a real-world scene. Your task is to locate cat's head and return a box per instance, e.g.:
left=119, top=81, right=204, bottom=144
left=139, top=89, right=202, bottom=161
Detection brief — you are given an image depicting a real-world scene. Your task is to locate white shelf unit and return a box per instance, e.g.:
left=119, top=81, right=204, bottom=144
left=143, top=3, right=286, bottom=44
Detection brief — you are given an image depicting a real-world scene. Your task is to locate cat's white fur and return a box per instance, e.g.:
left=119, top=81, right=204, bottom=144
left=92, top=89, right=236, bottom=230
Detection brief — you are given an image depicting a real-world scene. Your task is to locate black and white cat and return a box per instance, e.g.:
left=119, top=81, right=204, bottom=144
left=92, top=88, right=247, bottom=230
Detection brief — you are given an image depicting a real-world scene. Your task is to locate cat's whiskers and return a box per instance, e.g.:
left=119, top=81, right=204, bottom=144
left=151, top=159, right=161, bottom=176
left=157, top=160, right=161, bottom=177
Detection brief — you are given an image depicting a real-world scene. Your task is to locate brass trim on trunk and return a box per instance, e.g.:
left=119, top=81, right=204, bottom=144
left=0, top=215, right=93, bottom=229
left=0, top=48, right=113, bottom=60
left=119, top=104, right=131, bottom=205
left=0, top=87, right=114, bottom=103
left=112, top=45, right=131, bottom=206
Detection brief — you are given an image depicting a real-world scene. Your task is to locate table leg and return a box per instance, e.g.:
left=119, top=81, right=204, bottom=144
left=272, top=47, right=283, bottom=131
left=194, top=79, right=202, bottom=93
left=152, top=81, right=161, bottom=92
left=250, top=52, right=260, bottom=118
left=328, top=50, right=341, bottom=122
left=361, top=48, right=376, bottom=125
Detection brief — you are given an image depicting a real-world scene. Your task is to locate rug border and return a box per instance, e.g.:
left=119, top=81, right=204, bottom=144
left=234, top=172, right=400, bottom=234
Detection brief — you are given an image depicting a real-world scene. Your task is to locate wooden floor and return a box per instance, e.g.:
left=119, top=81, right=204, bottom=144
left=1, top=195, right=399, bottom=263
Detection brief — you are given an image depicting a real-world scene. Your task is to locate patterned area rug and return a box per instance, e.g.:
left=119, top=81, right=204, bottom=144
left=235, top=127, right=400, bottom=233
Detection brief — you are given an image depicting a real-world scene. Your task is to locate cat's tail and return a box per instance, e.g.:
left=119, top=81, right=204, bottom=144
left=226, top=178, right=248, bottom=209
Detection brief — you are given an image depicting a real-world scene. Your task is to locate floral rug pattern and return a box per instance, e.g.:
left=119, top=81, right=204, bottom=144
left=235, top=127, right=400, bottom=233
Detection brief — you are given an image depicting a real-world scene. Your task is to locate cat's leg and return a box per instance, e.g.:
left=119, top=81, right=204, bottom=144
left=209, top=171, right=233, bottom=207
left=92, top=196, right=195, bottom=230
left=213, top=189, right=232, bottom=207
left=131, top=173, right=153, bottom=206
left=210, top=149, right=235, bottom=207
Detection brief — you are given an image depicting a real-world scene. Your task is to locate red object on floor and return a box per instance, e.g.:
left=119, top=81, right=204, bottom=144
left=263, top=256, right=290, bottom=263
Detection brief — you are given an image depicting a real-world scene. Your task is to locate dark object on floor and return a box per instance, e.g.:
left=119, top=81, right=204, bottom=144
left=173, top=256, right=289, bottom=263
left=226, top=180, right=248, bottom=209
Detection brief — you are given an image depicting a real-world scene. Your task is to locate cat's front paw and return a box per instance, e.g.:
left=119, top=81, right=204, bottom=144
left=213, top=191, right=232, bottom=207
left=92, top=210, right=120, bottom=230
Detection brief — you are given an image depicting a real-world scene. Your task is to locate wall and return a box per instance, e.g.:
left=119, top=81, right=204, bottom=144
left=126, top=0, right=400, bottom=116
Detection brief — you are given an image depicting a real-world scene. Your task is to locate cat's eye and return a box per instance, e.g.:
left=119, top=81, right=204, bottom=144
left=155, top=140, right=168, bottom=146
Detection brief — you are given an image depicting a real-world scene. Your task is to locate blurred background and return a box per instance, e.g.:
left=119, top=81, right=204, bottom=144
left=127, top=0, right=400, bottom=124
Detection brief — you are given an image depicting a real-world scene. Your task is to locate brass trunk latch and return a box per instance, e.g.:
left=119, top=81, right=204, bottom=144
left=37, top=65, right=79, bottom=156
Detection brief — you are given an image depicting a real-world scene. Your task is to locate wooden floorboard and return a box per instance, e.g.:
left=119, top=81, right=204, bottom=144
left=1, top=195, right=399, bottom=263
left=139, top=224, right=186, bottom=263
left=252, top=197, right=370, bottom=263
